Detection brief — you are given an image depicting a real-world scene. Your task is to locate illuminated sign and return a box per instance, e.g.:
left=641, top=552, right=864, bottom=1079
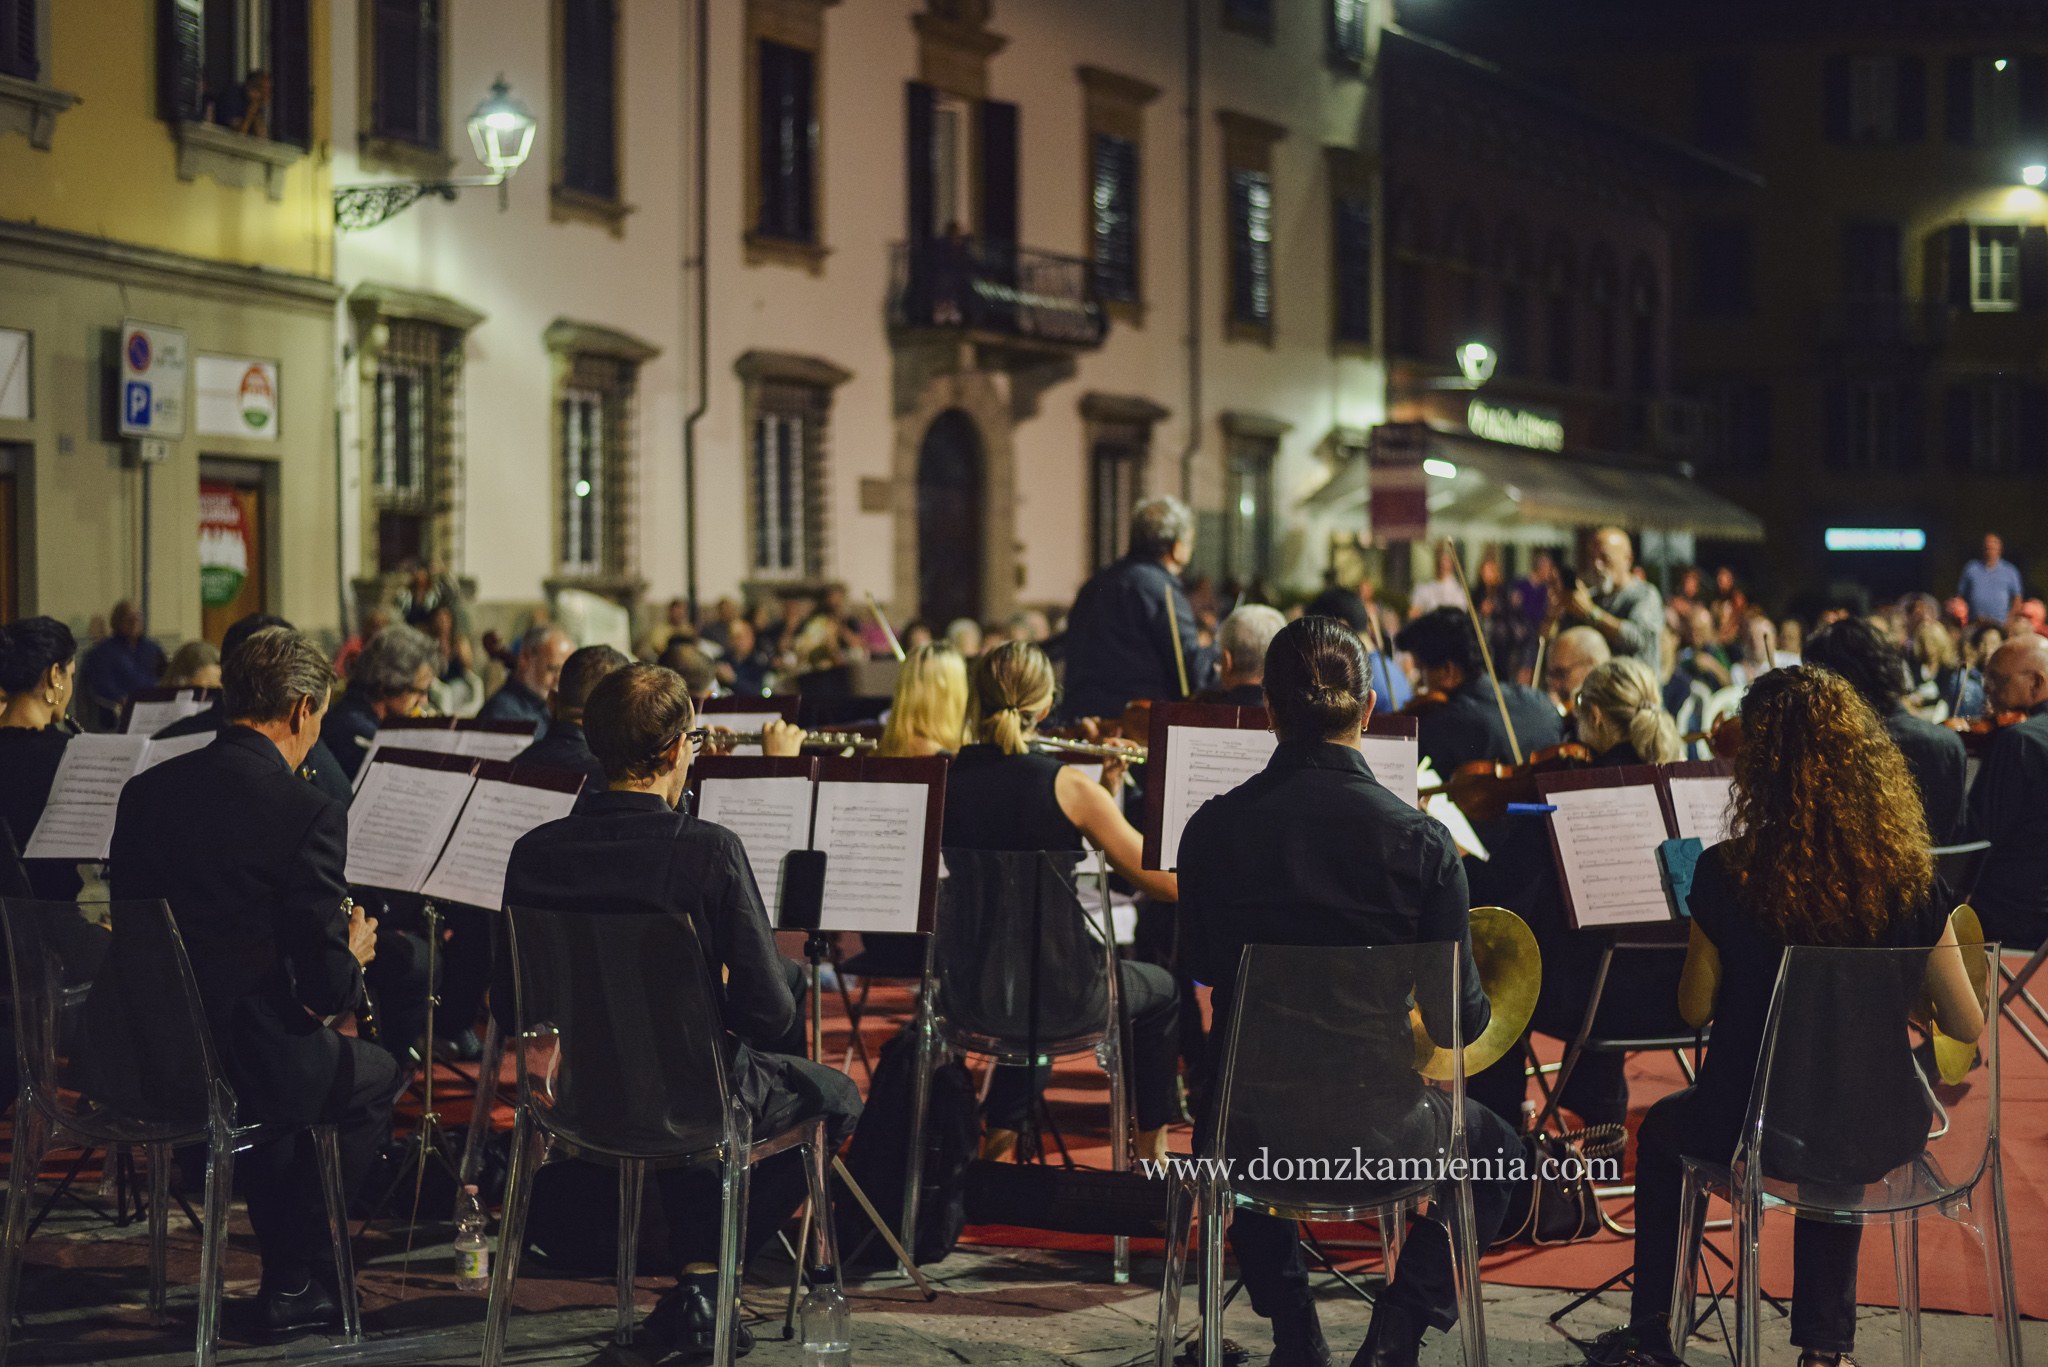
left=1467, top=397, right=1564, bottom=451
left=1456, top=341, right=1496, bottom=386
left=1823, top=528, right=1926, bottom=552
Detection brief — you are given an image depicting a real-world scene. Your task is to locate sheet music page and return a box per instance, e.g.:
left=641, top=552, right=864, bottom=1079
left=138, top=731, right=212, bottom=772
left=1159, top=727, right=1274, bottom=869
left=24, top=734, right=153, bottom=861
left=452, top=728, right=539, bottom=762
left=1549, top=784, right=1673, bottom=928
left=344, top=761, right=476, bottom=893
left=420, top=778, right=580, bottom=910
left=1360, top=734, right=1419, bottom=807
left=352, top=730, right=464, bottom=791
left=1426, top=794, right=1491, bottom=862
left=1668, top=776, right=1735, bottom=845
left=703, top=711, right=784, bottom=758
left=698, top=776, right=816, bottom=920
left=812, top=780, right=928, bottom=934
left=126, top=692, right=211, bottom=735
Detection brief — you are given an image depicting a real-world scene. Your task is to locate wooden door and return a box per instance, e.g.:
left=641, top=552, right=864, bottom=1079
left=916, top=409, right=985, bottom=627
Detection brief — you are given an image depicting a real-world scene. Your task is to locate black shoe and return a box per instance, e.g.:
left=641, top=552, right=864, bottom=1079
left=1271, top=1311, right=1331, bottom=1367
left=1584, top=1322, right=1683, bottom=1367
left=233, top=1274, right=342, bottom=1341
left=1350, top=1296, right=1423, bottom=1367
left=1174, top=1336, right=1250, bottom=1367
left=645, top=1276, right=755, bottom=1362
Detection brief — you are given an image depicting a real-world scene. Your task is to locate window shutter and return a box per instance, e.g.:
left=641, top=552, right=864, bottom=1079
left=979, top=98, right=1020, bottom=247
left=1329, top=0, right=1367, bottom=65
left=1091, top=133, right=1139, bottom=302
left=563, top=0, right=619, bottom=199
left=269, top=0, right=312, bottom=148
left=2023, top=56, right=2048, bottom=140
left=1822, top=55, right=1850, bottom=142
left=2021, top=225, right=2048, bottom=311
left=1822, top=383, right=1848, bottom=471
left=372, top=0, right=416, bottom=140
left=1945, top=385, right=1973, bottom=470
left=2023, top=383, right=2048, bottom=474
left=1334, top=195, right=1373, bottom=343
left=1943, top=223, right=1971, bottom=306
left=906, top=81, right=935, bottom=241
left=1946, top=54, right=1974, bottom=142
left=757, top=41, right=815, bottom=240
left=1896, top=55, right=1927, bottom=141
left=420, top=0, right=442, bottom=146
left=159, top=0, right=205, bottom=123
left=0, top=0, right=35, bottom=82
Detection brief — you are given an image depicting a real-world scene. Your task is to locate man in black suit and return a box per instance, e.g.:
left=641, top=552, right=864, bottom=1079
left=107, top=627, right=391, bottom=1336
left=1060, top=496, right=1214, bottom=720
left=500, top=664, right=857, bottom=1361
left=1394, top=607, right=1564, bottom=776
left=1804, top=618, right=1968, bottom=843
left=155, top=613, right=353, bottom=805
left=512, top=643, right=629, bottom=792
left=1192, top=604, right=1285, bottom=707
left=1969, top=633, right=2048, bottom=948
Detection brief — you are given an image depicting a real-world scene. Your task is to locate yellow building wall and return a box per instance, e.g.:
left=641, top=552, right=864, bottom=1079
left=0, top=0, right=333, bottom=278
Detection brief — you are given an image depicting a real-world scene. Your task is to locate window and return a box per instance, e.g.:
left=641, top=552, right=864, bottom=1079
left=1949, top=54, right=2026, bottom=145
left=367, top=0, right=443, bottom=152
left=558, top=0, right=619, bottom=203
left=1091, top=134, right=1140, bottom=305
left=370, top=319, right=462, bottom=575
left=0, top=0, right=37, bottom=81
left=1841, top=219, right=1902, bottom=297
left=1224, top=437, right=1276, bottom=586
left=1333, top=195, right=1373, bottom=346
left=1680, top=381, right=1772, bottom=472
left=756, top=40, right=817, bottom=243
left=1497, top=221, right=1531, bottom=377
left=1825, top=53, right=1925, bottom=143
left=931, top=92, right=973, bottom=237
left=1090, top=440, right=1145, bottom=571
left=1543, top=238, right=1576, bottom=385
left=1971, top=381, right=2021, bottom=473
left=1973, top=225, right=2022, bottom=311
left=1849, top=56, right=1898, bottom=139
left=156, top=0, right=312, bottom=146
left=746, top=379, right=832, bottom=581
left=1628, top=261, right=1659, bottom=397
left=1824, top=379, right=1920, bottom=473
left=555, top=353, right=638, bottom=579
left=1229, top=169, right=1274, bottom=331
left=1692, top=56, right=1753, bottom=150
left=1690, top=219, right=1755, bottom=317
left=1587, top=246, right=1619, bottom=391
left=1329, top=0, right=1367, bottom=67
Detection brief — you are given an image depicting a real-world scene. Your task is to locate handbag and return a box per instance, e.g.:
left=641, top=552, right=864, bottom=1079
left=1491, top=1122, right=1626, bottom=1247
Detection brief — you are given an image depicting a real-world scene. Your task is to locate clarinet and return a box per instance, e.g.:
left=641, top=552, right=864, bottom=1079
left=344, top=896, right=379, bottom=1043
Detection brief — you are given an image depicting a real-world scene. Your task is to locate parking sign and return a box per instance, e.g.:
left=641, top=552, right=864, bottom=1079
left=118, top=320, right=188, bottom=439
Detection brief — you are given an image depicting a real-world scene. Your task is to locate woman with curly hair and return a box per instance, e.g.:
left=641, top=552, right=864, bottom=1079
left=1587, top=666, right=1985, bottom=1367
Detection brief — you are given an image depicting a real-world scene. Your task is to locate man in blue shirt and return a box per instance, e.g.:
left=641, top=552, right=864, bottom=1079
left=1960, top=533, right=2023, bottom=624
left=80, top=600, right=166, bottom=727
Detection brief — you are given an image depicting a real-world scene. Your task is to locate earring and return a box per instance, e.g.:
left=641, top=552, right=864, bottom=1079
left=43, top=692, right=57, bottom=707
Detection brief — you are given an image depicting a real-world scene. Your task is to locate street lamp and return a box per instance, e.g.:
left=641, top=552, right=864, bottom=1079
left=334, top=76, right=538, bottom=231
left=2023, top=163, right=2047, bottom=187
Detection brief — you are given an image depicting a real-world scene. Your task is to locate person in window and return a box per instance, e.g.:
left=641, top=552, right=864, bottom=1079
left=0, top=618, right=82, bottom=900
left=1959, top=532, right=2023, bottom=625
left=320, top=624, right=440, bottom=785
left=479, top=625, right=574, bottom=737
left=1179, top=617, right=1519, bottom=1367
left=1803, top=618, right=1966, bottom=844
left=512, top=645, right=630, bottom=796
left=500, top=665, right=842, bottom=1360
left=79, top=600, right=166, bottom=729
left=1061, top=496, right=1214, bottom=722
left=1587, top=666, right=1983, bottom=1367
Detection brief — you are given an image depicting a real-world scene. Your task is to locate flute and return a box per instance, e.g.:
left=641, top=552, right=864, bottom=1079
left=1032, top=735, right=1150, bottom=763
left=703, top=728, right=879, bottom=752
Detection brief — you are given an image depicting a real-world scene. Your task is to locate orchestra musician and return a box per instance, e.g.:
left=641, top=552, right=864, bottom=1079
left=0, top=617, right=82, bottom=899
left=877, top=642, right=971, bottom=759
left=1554, top=528, right=1664, bottom=660
left=477, top=624, right=574, bottom=735
left=103, top=627, right=391, bottom=1338
left=1542, top=625, right=1611, bottom=729
left=511, top=643, right=631, bottom=794
left=1060, top=496, right=1213, bottom=720
left=498, top=663, right=846, bottom=1361
left=155, top=613, right=355, bottom=804
left=1179, top=617, right=1518, bottom=1367
left=319, top=624, right=441, bottom=784
left=1800, top=619, right=1967, bottom=843
left=1465, top=657, right=1686, bottom=1132
left=1194, top=604, right=1285, bottom=706
left=1588, top=666, right=1982, bottom=1367
left=941, top=641, right=1183, bottom=1165
left=1394, top=607, right=1564, bottom=775
left=1964, top=632, right=2048, bottom=950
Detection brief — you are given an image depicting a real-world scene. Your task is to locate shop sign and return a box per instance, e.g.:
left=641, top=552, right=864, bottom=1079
left=0, top=329, right=28, bottom=420
left=1466, top=397, right=1564, bottom=451
left=195, top=355, right=280, bottom=439
left=1367, top=422, right=1431, bottom=543
left=119, top=320, right=188, bottom=439
left=1824, top=527, right=1926, bottom=552
left=199, top=482, right=252, bottom=607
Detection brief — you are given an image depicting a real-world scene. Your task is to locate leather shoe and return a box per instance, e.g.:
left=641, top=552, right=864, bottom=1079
left=234, top=1275, right=342, bottom=1341
left=1270, top=1312, right=1331, bottom=1367
left=1350, top=1296, right=1423, bottom=1367
left=645, top=1275, right=755, bottom=1362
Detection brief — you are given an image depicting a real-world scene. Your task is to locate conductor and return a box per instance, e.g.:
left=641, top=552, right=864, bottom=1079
left=1060, top=496, right=1213, bottom=720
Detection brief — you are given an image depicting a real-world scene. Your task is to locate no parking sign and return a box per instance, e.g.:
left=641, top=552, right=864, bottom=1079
left=118, top=320, right=188, bottom=439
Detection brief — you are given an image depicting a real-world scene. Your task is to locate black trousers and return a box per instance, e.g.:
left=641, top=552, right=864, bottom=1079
left=1225, top=1094, right=1520, bottom=1337
left=241, top=1035, right=398, bottom=1290
left=983, top=959, right=1181, bottom=1133
left=360, top=926, right=432, bottom=1078
left=1629, top=1086, right=1863, bottom=1355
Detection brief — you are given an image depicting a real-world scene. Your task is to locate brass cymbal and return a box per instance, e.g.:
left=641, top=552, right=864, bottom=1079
left=1932, top=904, right=1987, bottom=1086
left=1411, top=905, right=1543, bottom=1081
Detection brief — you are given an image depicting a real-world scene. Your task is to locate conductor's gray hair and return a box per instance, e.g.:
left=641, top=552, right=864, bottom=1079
left=223, top=627, right=333, bottom=723
left=1218, top=604, right=1287, bottom=682
left=1129, top=496, right=1194, bottom=560
left=350, top=623, right=439, bottom=700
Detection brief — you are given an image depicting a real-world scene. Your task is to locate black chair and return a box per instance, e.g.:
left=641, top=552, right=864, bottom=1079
left=0, top=899, right=357, bottom=1367
left=481, top=903, right=842, bottom=1367
left=902, top=848, right=1133, bottom=1282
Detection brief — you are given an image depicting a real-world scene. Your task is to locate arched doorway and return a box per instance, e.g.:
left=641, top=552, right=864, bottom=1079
left=916, top=409, right=985, bottom=627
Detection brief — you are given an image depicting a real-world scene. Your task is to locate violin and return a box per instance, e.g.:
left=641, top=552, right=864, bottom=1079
left=1420, top=741, right=1596, bottom=825
left=1949, top=710, right=2027, bottom=759
left=1399, top=689, right=1452, bottom=719
left=1679, top=715, right=1744, bottom=760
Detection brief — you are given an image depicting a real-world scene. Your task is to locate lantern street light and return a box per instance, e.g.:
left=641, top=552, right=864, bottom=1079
left=334, top=76, right=538, bottom=231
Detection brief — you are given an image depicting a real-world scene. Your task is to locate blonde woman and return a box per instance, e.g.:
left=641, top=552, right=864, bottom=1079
left=943, top=641, right=1180, bottom=1162
left=1574, top=656, right=1683, bottom=765
left=877, top=643, right=969, bottom=758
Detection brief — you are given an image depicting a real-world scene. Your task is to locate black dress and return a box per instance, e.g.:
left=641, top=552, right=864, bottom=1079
left=0, top=725, right=82, bottom=901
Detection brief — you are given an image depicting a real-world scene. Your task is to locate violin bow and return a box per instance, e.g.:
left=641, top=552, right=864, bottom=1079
left=866, top=592, right=906, bottom=663
left=1164, top=583, right=1191, bottom=698
left=1451, top=550, right=1525, bottom=766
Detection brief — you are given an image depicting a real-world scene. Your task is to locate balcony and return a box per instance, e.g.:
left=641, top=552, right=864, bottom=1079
left=1814, top=296, right=1947, bottom=351
left=889, top=238, right=1108, bottom=353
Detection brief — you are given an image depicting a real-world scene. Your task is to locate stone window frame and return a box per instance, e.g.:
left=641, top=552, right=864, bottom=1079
left=544, top=320, right=659, bottom=599
left=1081, top=392, right=1169, bottom=570
left=551, top=0, right=634, bottom=235
left=1218, top=109, right=1287, bottom=346
left=745, top=0, right=838, bottom=273
left=737, top=350, right=851, bottom=589
left=357, top=0, right=454, bottom=180
left=0, top=0, right=78, bottom=151
left=1079, top=66, right=1160, bottom=327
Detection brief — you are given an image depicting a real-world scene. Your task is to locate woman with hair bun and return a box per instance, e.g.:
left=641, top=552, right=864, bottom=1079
left=942, top=640, right=1182, bottom=1164
left=0, top=617, right=82, bottom=898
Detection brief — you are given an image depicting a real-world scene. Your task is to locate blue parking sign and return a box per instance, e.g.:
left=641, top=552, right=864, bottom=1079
left=124, top=381, right=152, bottom=427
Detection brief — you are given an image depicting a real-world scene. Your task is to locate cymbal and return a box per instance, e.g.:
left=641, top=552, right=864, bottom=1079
left=1411, top=905, right=1543, bottom=1081
left=1932, top=903, right=1987, bottom=1086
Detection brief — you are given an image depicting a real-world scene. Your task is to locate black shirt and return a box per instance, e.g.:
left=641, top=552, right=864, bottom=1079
left=319, top=686, right=383, bottom=783
left=1883, top=708, right=1967, bottom=845
left=158, top=700, right=353, bottom=806
left=0, top=725, right=80, bottom=900
left=1416, top=675, right=1565, bottom=778
left=941, top=745, right=1080, bottom=853
left=1178, top=738, right=1489, bottom=1044
left=1192, top=683, right=1267, bottom=708
left=1966, top=707, right=2048, bottom=946
left=1061, top=555, right=1212, bottom=721
left=479, top=679, right=550, bottom=736
left=512, top=719, right=607, bottom=794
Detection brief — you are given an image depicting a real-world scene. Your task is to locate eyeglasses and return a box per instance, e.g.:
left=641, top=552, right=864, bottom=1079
left=683, top=728, right=708, bottom=752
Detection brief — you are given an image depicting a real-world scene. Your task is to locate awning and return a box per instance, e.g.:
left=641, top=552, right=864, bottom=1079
left=1300, top=428, right=1765, bottom=543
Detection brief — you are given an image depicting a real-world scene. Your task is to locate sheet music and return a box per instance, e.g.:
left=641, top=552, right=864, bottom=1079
left=1667, top=775, right=1735, bottom=845
left=24, top=734, right=153, bottom=861
left=698, top=776, right=816, bottom=920
left=812, top=780, right=928, bottom=934
left=420, top=777, right=580, bottom=910
left=1159, top=727, right=1274, bottom=869
left=1426, top=794, right=1491, bottom=862
left=1360, top=733, right=1419, bottom=807
left=345, top=761, right=476, bottom=893
left=352, top=730, right=464, bottom=790
left=138, top=731, right=212, bottom=772
left=128, top=692, right=211, bottom=735
left=451, top=728, right=538, bottom=762
left=1549, top=784, right=1673, bottom=928
left=704, top=711, right=784, bottom=758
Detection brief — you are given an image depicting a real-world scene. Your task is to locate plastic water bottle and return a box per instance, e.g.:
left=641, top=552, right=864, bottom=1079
left=798, top=1270, right=851, bottom=1365
left=454, top=1184, right=491, bottom=1290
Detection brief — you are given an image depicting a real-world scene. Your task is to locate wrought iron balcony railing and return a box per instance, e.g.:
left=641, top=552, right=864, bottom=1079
left=890, top=238, right=1108, bottom=349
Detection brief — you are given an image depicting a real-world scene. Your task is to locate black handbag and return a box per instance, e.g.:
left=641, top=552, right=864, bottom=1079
left=1491, top=1122, right=1626, bottom=1248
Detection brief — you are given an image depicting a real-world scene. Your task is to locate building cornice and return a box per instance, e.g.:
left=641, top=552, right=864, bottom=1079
left=0, top=218, right=339, bottom=313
